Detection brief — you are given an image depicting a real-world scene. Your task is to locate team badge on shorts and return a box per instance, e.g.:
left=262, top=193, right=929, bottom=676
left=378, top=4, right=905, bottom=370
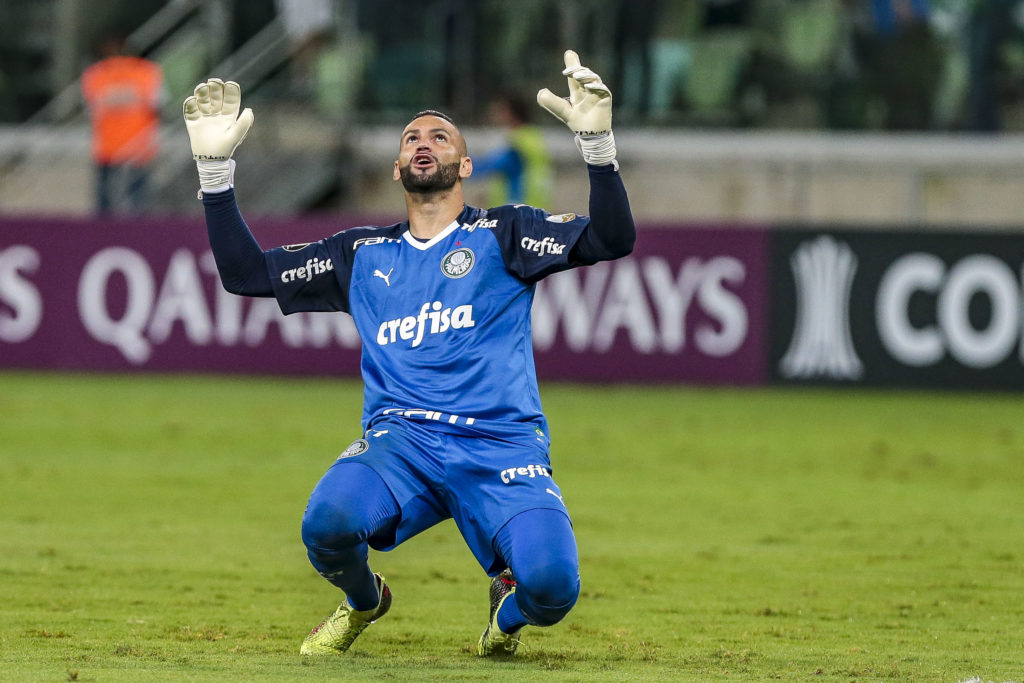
left=441, top=248, right=475, bottom=278
left=337, top=438, right=369, bottom=459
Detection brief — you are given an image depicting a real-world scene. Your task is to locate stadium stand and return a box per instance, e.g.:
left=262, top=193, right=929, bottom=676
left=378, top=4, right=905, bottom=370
left=3, top=0, right=1024, bottom=225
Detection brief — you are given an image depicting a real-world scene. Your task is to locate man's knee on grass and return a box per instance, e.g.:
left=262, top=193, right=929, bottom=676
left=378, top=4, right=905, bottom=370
left=515, top=559, right=580, bottom=627
left=301, top=499, right=374, bottom=555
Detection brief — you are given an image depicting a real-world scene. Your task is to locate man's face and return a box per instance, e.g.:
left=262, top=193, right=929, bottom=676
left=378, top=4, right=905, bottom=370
left=394, top=116, right=472, bottom=194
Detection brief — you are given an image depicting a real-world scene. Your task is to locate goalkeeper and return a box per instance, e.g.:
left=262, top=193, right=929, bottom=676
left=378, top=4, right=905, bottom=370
left=183, top=50, right=635, bottom=657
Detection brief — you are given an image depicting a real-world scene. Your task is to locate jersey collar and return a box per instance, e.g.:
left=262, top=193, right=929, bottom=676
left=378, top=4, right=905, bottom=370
left=402, top=220, right=460, bottom=251
left=401, top=206, right=480, bottom=251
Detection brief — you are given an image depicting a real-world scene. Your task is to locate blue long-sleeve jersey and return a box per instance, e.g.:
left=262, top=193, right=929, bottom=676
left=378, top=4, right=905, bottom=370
left=203, top=164, right=634, bottom=439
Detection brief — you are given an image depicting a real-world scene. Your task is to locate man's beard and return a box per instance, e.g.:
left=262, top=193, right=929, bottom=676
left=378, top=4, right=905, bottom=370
left=399, top=161, right=461, bottom=194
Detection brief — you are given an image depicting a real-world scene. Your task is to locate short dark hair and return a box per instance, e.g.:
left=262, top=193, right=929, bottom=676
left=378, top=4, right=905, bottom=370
left=409, top=109, right=457, bottom=127
left=405, top=109, right=467, bottom=155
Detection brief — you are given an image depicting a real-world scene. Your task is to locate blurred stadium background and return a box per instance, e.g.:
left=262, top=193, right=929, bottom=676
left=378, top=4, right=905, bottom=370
left=4, top=0, right=1024, bottom=391
left=6, top=6, right=1024, bottom=679
left=2, top=0, right=1024, bottom=221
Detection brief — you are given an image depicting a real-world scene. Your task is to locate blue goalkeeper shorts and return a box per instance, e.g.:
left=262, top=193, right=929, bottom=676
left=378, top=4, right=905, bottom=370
left=327, top=414, right=571, bottom=574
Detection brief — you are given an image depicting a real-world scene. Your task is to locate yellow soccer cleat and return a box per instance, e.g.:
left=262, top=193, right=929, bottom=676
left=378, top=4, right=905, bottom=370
left=300, top=573, right=391, bottom=655
left=477, top=569, right=522, bottom=657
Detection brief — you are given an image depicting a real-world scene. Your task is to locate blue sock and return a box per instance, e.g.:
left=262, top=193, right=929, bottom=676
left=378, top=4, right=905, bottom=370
left=497, top=592, right=528, bottom=632
left=345, top=569, right=382, bottom=612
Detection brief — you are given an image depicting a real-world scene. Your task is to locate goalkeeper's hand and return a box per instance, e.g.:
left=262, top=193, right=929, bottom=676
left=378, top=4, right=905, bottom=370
left=537, top=50, right=617, bottom=167
left=182, top=78, right=254, bottom=193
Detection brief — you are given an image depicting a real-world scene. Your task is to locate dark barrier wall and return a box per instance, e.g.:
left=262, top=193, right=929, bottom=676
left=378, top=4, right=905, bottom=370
left=0, top=216, right=769, bottom=384
left=771, top=229, right=1024, bottom=390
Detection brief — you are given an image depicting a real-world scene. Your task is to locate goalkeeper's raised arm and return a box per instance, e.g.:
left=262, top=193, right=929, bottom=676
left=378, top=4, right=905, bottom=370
left=538, top=50, right=635, bottom=264
left=182, top=78, right=271, bottom=297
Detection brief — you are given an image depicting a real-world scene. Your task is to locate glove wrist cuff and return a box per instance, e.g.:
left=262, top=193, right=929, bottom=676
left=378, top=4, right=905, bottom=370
left=196, top=159, right=236, bottom=194
left=575, top=131, right=617, bottom=167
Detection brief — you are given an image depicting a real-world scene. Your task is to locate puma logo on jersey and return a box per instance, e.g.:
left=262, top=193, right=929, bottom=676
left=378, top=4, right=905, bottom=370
left=376, top=301, right=475, bottom=348
left=373, top=267, right=393, bottom=286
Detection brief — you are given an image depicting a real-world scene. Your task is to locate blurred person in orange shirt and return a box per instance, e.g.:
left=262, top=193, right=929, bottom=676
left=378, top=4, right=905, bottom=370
left=82, top=32, right=165, bottom=214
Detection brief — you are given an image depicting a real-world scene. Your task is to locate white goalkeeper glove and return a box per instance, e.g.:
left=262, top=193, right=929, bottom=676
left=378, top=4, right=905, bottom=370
left=182, top=78, right=254, bottom=193
left=537, top=50, right=617, bottom=168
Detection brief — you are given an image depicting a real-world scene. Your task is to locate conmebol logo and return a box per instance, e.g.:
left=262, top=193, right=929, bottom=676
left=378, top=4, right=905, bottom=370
left=779, top=236, right=863, bottom=380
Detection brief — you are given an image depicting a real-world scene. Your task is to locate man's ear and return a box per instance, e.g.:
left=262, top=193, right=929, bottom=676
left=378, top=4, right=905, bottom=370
left=460, top=156, right=473, bottom=179
left=393, top=159, right=401, bottom=182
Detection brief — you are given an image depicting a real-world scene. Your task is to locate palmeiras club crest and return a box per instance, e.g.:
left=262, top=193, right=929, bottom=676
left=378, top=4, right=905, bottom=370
left=441, top=247, right=475, bottom=278
left=337, top=439, right=369, bottom=459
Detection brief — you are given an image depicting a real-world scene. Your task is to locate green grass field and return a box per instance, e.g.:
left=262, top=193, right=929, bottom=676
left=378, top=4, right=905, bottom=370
left=2, top=371, right=1023, bottom=682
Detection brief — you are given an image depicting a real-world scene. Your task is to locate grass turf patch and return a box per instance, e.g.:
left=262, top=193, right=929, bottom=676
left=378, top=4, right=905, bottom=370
left=1, top=371, right=1022, bottom=681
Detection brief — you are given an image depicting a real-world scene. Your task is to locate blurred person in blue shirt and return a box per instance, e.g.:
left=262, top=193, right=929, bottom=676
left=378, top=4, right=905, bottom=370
left=471, top=93, right=552, bottom=208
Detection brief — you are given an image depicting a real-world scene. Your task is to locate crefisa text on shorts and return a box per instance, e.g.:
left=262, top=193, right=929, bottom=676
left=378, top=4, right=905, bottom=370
left=499, top=464, right=552, bottom=484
